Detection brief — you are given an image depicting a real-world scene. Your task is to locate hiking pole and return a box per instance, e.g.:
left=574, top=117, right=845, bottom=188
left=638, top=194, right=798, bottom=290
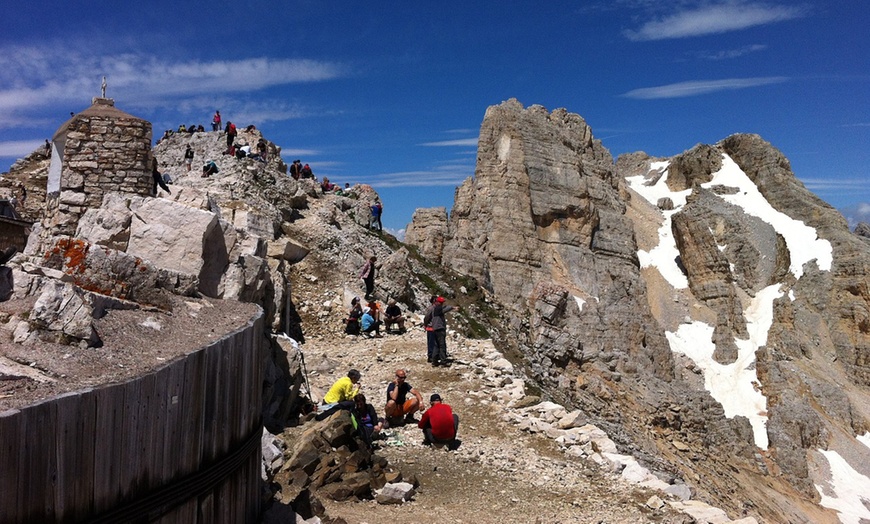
left=298, top=349, right=315, bottom=403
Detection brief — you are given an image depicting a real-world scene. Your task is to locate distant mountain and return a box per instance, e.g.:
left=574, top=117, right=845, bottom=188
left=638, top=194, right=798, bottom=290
left=407, top=99, right=870, bottom=524
left=838, top=202, right=870, bottom=230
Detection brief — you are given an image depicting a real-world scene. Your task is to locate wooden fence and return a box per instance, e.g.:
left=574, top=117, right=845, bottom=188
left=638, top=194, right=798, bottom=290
left=0, top=309, right=264, bottom=523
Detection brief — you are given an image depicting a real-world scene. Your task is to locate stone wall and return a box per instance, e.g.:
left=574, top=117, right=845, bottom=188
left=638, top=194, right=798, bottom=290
left=45, top=99, right=153, bottom=236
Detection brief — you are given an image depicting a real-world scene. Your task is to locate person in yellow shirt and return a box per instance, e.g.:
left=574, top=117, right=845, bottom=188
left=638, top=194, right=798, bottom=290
left=323, top=369, right=362, bottom=405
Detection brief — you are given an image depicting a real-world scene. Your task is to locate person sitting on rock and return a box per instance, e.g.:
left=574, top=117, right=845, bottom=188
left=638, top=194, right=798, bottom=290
left=385, top=369, right=423, bottom=424
left=351, top=393, right=384, bottom=447
left=344, top=297, right=362, bottom=335
left=361, top=307, right=382, bottom=338
left=315, top=369, right=362, bottom=421
left=323, top=369, right=362, bottom=406
left=301, top=163, right=314, bottom=179
left=384, top=299, right=406, bottom=334
left=202, top=160, right=219, bottom=178
left=419, top=393, right=459, bottom=449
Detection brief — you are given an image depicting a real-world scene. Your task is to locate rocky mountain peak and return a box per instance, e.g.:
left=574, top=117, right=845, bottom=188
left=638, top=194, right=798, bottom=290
left=408, top=99, right=870, bottom=523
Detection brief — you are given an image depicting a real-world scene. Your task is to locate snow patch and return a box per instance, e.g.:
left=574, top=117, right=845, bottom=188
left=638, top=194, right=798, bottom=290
left=702, top=155, right=832, bottom=278
left=665, top=284, right=782, bottom=449
left=573, top=295, right=586, bottom=312
left=815, top=449, right=870, bottom=524
left=626, top=162, right=691, bottom=289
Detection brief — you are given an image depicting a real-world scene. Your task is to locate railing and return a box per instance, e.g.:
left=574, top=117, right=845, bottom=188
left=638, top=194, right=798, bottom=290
left=0, top=309, right=264, bottom=523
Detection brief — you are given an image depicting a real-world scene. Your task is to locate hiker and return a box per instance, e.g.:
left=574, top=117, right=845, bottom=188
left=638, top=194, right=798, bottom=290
left=352, top=394, right=384, bottom=447
left=431, top=296, right=459, bottom=367
left=359, top=256, right=377, bottom=300
left=419, top=393, right=459, bottom=449
left=202, top=160, right=219, bottom=178
left=366, top=299, right=382, bottom=322
left=345, top=297, right=363, bottom=335
left=44, top=139, right=51, bottom=156
left=361, top=307, right=382, bottom=338
left=369, top=200, right=383, bottom=232
left=384, top=299, right=406, bottom=334
left=320, top=177, right=337, bottom=193
left=256, top=140, right=267, bottom=162
left=289, top=159, right=302, bottom=180
left=183, top=145, right=194, bottom=171
left=301, top=163, right=314, bottom=179
left=423, top=296, right=438, bottom=363
left=385, top=369, right=423, bottom=423
left=151, top=158, right=171, bottom=196
left=178, top=124, right=186, bottom=133
left=315, top=369, right=362, bottom=421
left=323, top=369, right=362, bottom=406
left=225, top=121, right=237, bottom=151
left=212, top=110, right=221, bottom=131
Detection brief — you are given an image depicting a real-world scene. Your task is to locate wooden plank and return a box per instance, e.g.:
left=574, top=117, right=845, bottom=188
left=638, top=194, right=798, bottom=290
left=198, top=491, right=214, bottom=524
left=53, top=390, right=96, bottom=522
left=202, top=340, right=222, bottom=464
left=119, top=376, right=142, bottom=502
left=162, top=359, right=186, bottom=485
left=92, top=383, right=126, bottom=515
left=147, top=367, right=169, bottom=492
left=0, top=409, right=23, bottom=523
left=181, top=349, right=206, bottom=476
left=216, top=337, right=232, bottom=456
left=21, top=401, right=57, bottom=522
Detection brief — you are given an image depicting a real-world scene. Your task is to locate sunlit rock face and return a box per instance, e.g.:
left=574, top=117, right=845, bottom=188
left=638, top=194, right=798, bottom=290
left=422, top=99, right=870, bottom=523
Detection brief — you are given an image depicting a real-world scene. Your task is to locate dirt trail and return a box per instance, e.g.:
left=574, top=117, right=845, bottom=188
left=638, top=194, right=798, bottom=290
left=290, top=325, right=686, bottom=524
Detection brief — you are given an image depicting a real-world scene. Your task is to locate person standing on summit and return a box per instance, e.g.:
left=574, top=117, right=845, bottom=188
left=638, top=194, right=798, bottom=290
left=369, top=200, right=383, bottom=232
left=225, top=121, right=237, bottom=152
left=212, top=110, right=221, bottom=131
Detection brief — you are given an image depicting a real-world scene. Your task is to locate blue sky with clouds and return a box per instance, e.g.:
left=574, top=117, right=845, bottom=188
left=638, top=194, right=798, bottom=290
left=1, top=1, right=868, bottom=233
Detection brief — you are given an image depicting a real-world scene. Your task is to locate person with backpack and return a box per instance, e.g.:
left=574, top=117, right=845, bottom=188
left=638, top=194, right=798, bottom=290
left=183, top=145, right=194, bottom=171
left=225, top=121, right=237, bottom=152
left=369, top=200, right=383, bottom=232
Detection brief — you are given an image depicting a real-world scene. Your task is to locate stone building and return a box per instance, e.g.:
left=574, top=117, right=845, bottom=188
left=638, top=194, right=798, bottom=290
left=45, top=97, right=152, bottom=236
left=0, top=200, right=31, bottom=253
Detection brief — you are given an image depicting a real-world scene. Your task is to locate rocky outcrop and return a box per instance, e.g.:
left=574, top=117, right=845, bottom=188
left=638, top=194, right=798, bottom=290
left=404, top=207, right=448, bottom=263
left=275, top=410, right=399, bottom=503
left=434, top=100, right=870, bottom=523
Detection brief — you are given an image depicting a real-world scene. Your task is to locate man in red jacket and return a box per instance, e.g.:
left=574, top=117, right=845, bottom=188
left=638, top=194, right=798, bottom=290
left=418, top=393, right=459, bottom=449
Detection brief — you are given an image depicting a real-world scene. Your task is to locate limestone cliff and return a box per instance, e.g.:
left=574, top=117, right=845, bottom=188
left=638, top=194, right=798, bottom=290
left=409, top=99, right=870, bottom=523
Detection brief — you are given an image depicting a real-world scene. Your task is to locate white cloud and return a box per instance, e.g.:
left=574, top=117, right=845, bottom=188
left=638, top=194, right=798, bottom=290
left=366, top=169, right=472, bottom=188
left=385, top=227, right=406, bottom=241
left=0, top=139, right=44, bottom=157
left=622, top=77, right=787, bottom=99
left=420, top=138, right=479, bottom=147
left=0, top=45, right=344, bottom=119
left=695, top=44, right=768, bottom=60
left=625, top=2, right=807, bottom=41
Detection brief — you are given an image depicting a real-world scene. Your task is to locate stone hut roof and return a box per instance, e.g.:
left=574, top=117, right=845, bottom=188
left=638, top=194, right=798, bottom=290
left=52, top=98, right=145, bottom=141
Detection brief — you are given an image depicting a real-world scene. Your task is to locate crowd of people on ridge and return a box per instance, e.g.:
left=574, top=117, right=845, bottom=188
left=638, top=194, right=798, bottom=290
left=322, top=256, right=462, bottom=449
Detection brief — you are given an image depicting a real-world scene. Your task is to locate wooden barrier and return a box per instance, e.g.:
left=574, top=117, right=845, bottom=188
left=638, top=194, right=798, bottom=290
left=0, top=309, right=264, bottom=524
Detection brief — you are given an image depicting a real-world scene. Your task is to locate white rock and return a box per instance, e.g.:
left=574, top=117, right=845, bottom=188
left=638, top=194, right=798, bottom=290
left=126, top=197, right=220, bottom=277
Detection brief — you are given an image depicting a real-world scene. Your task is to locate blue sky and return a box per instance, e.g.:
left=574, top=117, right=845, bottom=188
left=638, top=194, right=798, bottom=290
left=1, top=1, right=868, bottom=234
